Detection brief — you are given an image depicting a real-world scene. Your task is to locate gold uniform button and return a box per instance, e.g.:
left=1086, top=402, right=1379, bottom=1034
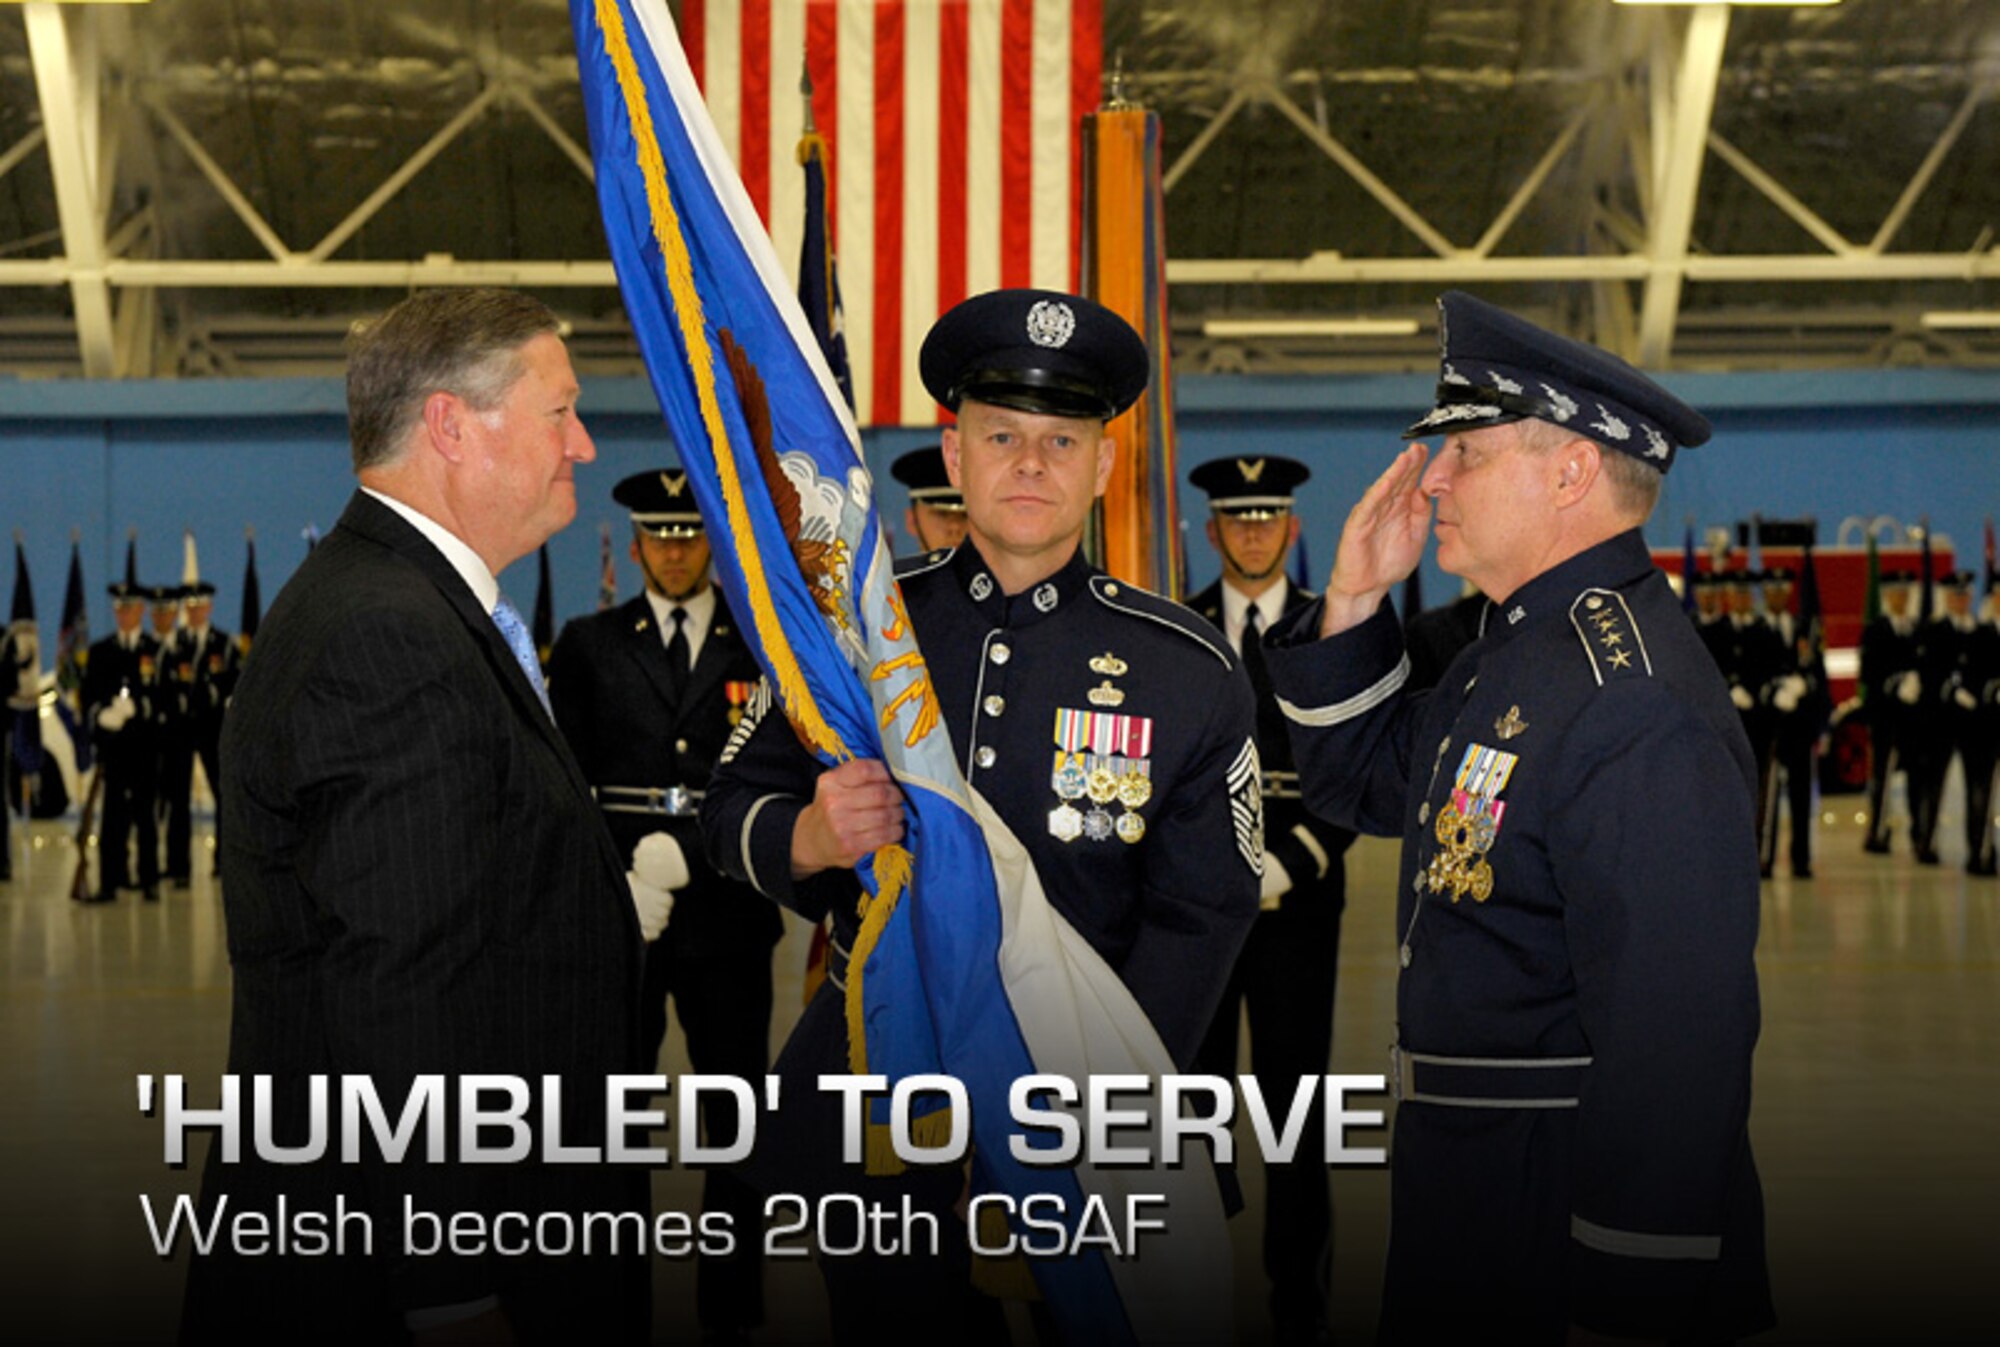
left=675, top=738, right=689, bottom=753
left=983, top=695, right=1005, bottom=717
left=990, top=643, right=1012, bottom=665
left=975, top=746, right=997, bottom=769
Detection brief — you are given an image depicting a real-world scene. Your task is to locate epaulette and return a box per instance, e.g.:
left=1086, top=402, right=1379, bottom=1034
left=1088, top=575, right=1233, bottom=669
left=1569, top=588, right=1654, bottom=686
left=893, top=547, right=957, bottom=581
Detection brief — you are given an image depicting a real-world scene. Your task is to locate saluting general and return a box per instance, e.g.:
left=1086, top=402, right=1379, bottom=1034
left=1264, top=292, right=1773, bottom=1343
left=701, top=288, right=1262, bottom=1344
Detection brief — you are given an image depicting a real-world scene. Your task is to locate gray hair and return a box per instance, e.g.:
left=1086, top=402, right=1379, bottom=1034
left=345, top=288, right=562, bottom=472
left=1515, top=417, right=1662, bottom=521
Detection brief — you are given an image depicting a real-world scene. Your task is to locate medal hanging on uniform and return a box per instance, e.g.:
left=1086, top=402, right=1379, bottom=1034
left=1425, top=743, right=1516, bottom=903
left=1049, top=709, right=1090, bottom=842
left=1083, top=712, right=1119, bottom=841
left=1113, top=714, right=1153, bottom=843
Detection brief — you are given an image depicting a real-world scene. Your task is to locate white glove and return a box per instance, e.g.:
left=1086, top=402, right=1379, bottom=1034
left=96, top=700, right=134, bottom=732
left=1774, top=675, right=1807, bottom=714
left=1258, top=851, right=1293, bottom=910
left=627, top=871, right=675, bottom=942
left=1955, top=687, right=1978, bottom=711
left=1896, top=672, right=1921, bottom=705
left=1730, top=685, right=1754, bottom=711
left=632, top=831, right=691, bottom=892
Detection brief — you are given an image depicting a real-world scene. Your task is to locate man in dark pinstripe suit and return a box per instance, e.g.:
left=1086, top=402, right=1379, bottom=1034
left=182, top=290, right=650, bottom=1346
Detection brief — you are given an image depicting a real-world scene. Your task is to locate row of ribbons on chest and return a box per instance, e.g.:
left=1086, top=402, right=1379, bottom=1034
left=1424, top=743, right=1519, bottom=904
left=1049, top=708, right=1154, bottom=844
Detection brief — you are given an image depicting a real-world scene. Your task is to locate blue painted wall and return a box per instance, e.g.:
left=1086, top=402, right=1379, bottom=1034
left=3, top=369, right=1996, bottom=640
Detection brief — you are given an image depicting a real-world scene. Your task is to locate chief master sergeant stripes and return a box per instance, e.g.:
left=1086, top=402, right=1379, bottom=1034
left=1265, top=291, right=1773, bottom=1343
left=546, top=466, right=776, bottom=1341
left=701, top=287, right=1262, bottom=1345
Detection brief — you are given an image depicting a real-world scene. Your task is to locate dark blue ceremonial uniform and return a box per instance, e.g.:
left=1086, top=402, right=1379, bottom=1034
left=1761, top=604, right=1831, bottom=878
left=705, top=542, right=1262, bottom=1076
left=82, top=630, right=163, bottom=896
left=159, top=621, right=240, bottom=879
left=1860, top=610, right=1921, bottom=853
left=1268, top=530, right=1773, bottom=1343
left=548, top=589, right=776, bottom=1334
left=1710, top=607, right=1785, bottom=866
left=1911, top=603, right=2000, bottom=872
left=701, top=541, right=1261, bottom=1340
left=1188, top=576, right=1354, bottom=1335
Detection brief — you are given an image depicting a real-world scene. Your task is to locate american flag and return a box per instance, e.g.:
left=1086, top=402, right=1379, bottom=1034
left=680, top=0, right=1104, bottom=426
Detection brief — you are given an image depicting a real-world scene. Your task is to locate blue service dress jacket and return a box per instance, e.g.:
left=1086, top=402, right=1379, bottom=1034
left=1265, top=528, right=1774, bottom=1343
left=699, top=542, right=1263, bottom=1198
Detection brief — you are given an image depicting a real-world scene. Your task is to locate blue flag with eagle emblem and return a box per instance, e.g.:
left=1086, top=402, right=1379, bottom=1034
left=569, top=2, right=1228, bottom=1339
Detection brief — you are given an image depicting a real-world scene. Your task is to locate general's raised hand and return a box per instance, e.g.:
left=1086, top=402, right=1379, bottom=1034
left=1320, top=443, right=1434, bottom=637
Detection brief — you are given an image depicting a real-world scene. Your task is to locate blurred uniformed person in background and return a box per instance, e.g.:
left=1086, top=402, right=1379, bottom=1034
left=1, top=575, right=38, bottom=883
left=146, top=583, right=192, bottom=884
left=1265, top=291, right=1772, bottom=1343
left=1861, top=569, right=1922, bottom=855
left=1759, top=567, right=1830, bottom=879
left=546, top=467, right=776, bottom=1341
left=1187, top=453, right=1354, bottom=1346
left=702, top=288, right=1262, bottom=1344
left=159, top=581, right=239, bottom=884
left=1913, top=571, right=1996, bottom=874
left=1972, top=581, right=2000, bottom=877
left=889, top=444, right=969, bottom=554
left=82, top=582, right=161, bottom=903
left=1715, top=571, right=1784, bottom=857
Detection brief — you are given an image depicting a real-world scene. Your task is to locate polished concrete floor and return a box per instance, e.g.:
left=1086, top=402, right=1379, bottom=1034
left=3, top=786, right=1996, bottom=1344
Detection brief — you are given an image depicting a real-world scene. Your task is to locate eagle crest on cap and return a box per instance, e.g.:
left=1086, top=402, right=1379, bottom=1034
left=1025, top=300, right=1076, bottom=350
left=661, top=471, right=687, bottom=497
left=1237, top=458, right=1266, bottom=482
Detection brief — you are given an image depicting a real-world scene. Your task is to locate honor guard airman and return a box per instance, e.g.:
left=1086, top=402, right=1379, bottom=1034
left=702, top=288, right=1262, bottom=1345
left=1759, top=567, right=1830, bottom=878
left=144, top=583, right=193, bottom=883
left=1186, top=453, right=1355, bottom=1345
left=1714, top=571, right=1785, bottom=865
left=1, top=571, right=37, bottom=883
left=159, top=581, right=240, bottom=884
left=889, top=445, right=969, bottom=555
left=81, top=582, right=162, bottom=903
left=545, top=466, right=776, bottom=1339
left=1265, top=291, right=1772, bottom=1342
left=1912, top=571, right=1997, bottom=873
left=1970, top=582, right=2000, bottom=877
left=1861, top=570, right=1922, bottom=855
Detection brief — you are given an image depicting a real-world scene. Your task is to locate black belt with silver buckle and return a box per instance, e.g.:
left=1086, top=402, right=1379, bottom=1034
left=1390, top=1044, right=1591, bottom=1109
left=596, top=784, right=704, bottom=817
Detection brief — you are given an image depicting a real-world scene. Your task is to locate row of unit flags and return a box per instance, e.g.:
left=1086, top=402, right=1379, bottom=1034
left=569, top=0, right=1217, bottom=1340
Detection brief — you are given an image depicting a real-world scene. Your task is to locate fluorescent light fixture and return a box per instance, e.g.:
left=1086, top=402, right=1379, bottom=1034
left=1919, top=311, right=2000, bottom=331
left=1613, top=1, right=1840, bottom=6
left=1202, top=317, right=1421, bottom=339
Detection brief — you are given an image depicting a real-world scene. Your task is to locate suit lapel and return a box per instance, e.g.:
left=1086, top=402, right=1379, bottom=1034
left=334, top=492, right=598, bottom=806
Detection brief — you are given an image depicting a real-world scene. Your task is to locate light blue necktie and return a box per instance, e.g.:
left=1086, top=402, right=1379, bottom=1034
left=491, top=595, right=553, bottom=717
